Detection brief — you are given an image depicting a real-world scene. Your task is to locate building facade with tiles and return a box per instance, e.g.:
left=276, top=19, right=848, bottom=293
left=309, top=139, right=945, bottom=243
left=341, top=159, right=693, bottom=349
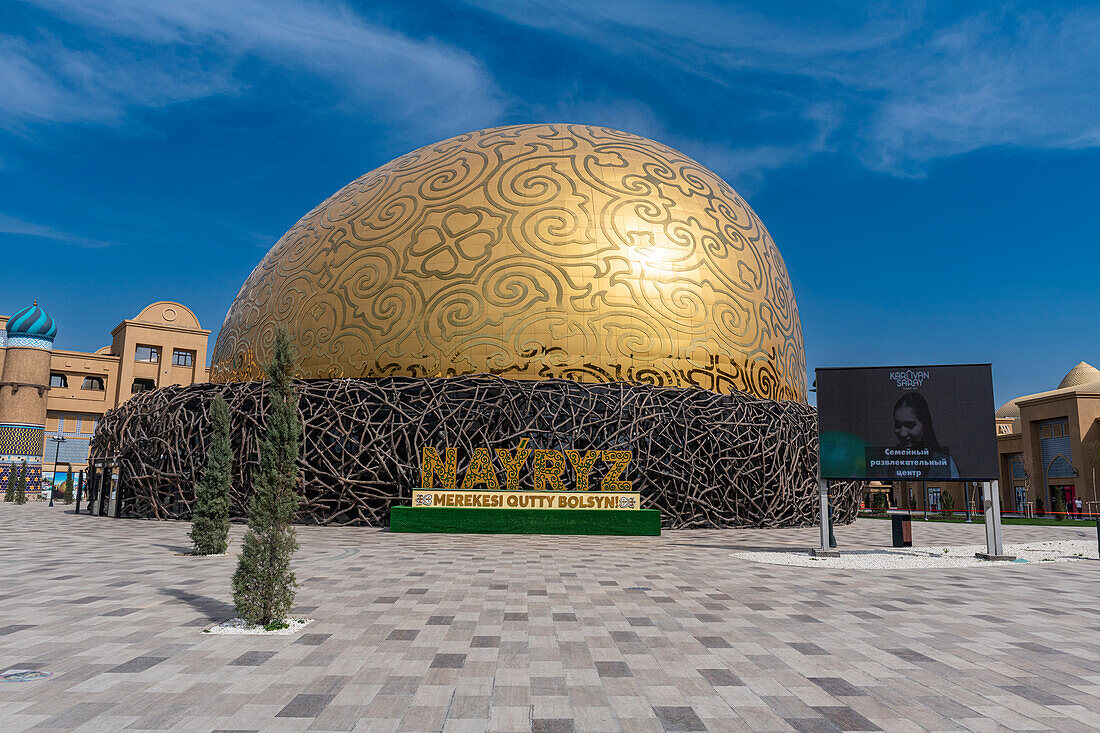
left=0, top=300, right=210, bottom=491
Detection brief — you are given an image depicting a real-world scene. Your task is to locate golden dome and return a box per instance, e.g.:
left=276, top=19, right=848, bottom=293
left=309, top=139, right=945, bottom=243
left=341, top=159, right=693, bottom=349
left=211, top=124, right=807, bottom=401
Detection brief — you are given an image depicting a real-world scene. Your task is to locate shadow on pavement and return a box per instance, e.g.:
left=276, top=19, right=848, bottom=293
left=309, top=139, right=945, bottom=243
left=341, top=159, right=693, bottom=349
left=158, top=587, right=236, bottom=622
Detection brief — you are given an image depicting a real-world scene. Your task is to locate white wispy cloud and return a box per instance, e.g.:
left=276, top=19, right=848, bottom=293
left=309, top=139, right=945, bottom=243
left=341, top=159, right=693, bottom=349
left=464, top=1, right=1100, bottom=176
left=524, top=93, right=841, bottom=194
left=3, top=0, right=504, bottom=137
left=0, top=213, right=114, bottom=247
left=849, top=11, right=1100, bottom=173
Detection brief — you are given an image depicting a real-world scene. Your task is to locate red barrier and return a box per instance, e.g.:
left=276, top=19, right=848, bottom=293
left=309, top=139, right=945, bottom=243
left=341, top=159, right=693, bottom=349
left=860, top=507, right=1098, bottom=520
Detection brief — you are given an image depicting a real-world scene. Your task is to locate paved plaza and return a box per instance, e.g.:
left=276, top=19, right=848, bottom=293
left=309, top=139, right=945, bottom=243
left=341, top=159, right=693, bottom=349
left=2, top=504, right=1100, bottom=732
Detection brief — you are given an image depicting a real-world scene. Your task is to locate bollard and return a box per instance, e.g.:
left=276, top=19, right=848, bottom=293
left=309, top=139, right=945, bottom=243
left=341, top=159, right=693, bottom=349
left=892, top=513, right=912, bottom=548
left=828, top=502, right=837, bottom=548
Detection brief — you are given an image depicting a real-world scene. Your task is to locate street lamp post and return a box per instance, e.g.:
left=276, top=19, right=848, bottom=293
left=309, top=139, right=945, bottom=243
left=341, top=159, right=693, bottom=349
left=48, top=435, right=66, bottom=507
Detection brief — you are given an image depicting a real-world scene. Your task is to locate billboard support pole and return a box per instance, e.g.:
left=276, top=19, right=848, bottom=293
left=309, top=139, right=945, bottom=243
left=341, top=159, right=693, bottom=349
left=810, top=477, right=840, bottom=557
left=977, top=480, right=1014, bottom=561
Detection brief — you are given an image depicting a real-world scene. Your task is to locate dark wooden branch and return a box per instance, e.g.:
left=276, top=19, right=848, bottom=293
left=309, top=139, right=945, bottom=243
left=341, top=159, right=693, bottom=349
left=90, top=375, right=863, bottom=528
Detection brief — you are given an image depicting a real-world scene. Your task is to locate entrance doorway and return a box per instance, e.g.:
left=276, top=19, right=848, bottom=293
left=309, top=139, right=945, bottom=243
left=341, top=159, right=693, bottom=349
left=1014, top=486, right=1027, bottom=515
left=1049, top=485, right=1076, bottom=518
left=89, top=458, right=121, bottom=517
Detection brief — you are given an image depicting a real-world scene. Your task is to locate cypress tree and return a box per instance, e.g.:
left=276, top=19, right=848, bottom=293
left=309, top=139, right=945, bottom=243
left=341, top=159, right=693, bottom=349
left=231, top=329, right=302, bottom=627
left=940, top=487, right=954, bottom=519
left=3, top=465, right=14, bottom=502
left=63, top=472, right=74, bottom=504
left=190, top=395, right=233, bottom=555
left=14, top=462, right=27, bottom=504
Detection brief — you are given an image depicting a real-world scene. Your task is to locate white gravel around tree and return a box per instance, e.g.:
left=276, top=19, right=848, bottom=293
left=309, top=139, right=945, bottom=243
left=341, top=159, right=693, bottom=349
left=205, top=618, right=314, bottom=635
left=729, top=539, right=1098, bottom=569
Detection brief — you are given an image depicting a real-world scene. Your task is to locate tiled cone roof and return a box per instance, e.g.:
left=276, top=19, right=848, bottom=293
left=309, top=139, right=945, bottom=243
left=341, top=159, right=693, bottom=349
left=1058, top=361, right=1100, bottom=389
left=997, top=361, right=1100, bottom=420
left=6, top=303, right=57, bottom=340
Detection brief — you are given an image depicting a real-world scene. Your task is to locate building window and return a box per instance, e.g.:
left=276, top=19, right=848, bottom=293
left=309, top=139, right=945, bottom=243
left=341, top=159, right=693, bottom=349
left=50, top=373, right=68, bottom=388
left=135, top=346, right=159, bottom=363
left=1010, top=455, right=1026, bottom=480
left=172, top=349, right=194, bottom=367
left=81, top=376, right=105, bottom=391
left=131, top=378, right=156, bottom=393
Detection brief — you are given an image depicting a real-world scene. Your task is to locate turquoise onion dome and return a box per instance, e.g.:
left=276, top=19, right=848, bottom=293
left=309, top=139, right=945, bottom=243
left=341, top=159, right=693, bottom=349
left=7, top=301, right=57, bottom=341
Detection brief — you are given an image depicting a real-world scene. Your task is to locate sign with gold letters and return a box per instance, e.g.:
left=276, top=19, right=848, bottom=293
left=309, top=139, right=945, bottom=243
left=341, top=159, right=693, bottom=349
left=416, top=439, right=639, bottom=510
left=412, top=490, right=639, bottom=510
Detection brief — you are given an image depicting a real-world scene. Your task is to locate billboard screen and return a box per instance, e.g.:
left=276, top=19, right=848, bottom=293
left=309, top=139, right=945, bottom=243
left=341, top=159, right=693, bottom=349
left=816, top=364, right=997, bottom=481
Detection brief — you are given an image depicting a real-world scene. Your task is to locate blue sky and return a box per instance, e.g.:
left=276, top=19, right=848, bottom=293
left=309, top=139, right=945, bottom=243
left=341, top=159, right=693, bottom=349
left=1, top=0, right=1097, bottom=405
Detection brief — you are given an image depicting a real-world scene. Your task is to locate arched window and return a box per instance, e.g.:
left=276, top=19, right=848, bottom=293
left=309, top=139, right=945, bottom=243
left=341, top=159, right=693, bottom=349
left=1047, top=454, right=1075, bottom=478
left=81, top=376, right=105, bottom=391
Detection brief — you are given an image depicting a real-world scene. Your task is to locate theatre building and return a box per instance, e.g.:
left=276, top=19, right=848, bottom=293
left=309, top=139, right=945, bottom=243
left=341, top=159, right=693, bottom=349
left=0, top=301, right=210, bottom=491
left=994, top=362, right=1100, bottom=517
left=885, top=362, right=1100, bottom=517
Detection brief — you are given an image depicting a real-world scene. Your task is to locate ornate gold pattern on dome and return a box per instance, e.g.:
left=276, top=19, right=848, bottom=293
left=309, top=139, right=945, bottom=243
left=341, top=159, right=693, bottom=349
left=210, top=124, right=807, bottom=401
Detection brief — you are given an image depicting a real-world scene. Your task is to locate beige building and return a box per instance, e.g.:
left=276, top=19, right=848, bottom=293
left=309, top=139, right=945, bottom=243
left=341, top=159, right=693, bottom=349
left=0, top=301, right=210, bottom=491
left=884, top=362, right=1100, bottom=517
left=994, top=361, right=1100, bottom=517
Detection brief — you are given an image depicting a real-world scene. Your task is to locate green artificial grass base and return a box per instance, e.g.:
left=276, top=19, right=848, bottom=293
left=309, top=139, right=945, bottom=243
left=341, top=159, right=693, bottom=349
left=390, top=506, right=661, bottom=536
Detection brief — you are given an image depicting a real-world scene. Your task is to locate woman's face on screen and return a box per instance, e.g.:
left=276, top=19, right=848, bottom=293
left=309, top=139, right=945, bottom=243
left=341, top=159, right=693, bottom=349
left=894, top=405, right=925, bottom=446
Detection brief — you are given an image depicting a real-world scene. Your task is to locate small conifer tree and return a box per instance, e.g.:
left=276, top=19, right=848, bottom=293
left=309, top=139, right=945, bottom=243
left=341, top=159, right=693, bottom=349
left=232, top=329, right=303, bottom=627
left=190, top=395, right=233, bottom=555
left=940, top=487, right=954, bottom=519
left=3, top=465, right=14, bottom=502
left=14, top=462, right=28, bottom=504
left=1052, top=489, right=1065, bottom=521
left=63, top=472, right=74, bottom=504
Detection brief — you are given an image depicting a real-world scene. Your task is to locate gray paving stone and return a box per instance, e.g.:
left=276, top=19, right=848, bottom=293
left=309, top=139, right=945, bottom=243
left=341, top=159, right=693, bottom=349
left=296, top=633, right=331, bottom=646
left=813, top=705, right=882, bottom=731
left=653, top=705, right=706, bottom=731
left=595, top=662, right=632, bottom=678
left=531, top=719, right=576, bottom=733
left=229, top=651, right=277, bottom=666
left=275, top=693, right=335, bottom=718
left=808, top=677, right=866, bottom=697
left=693, top=635, right=730, bottom=649
left=3, top=505, right=1100, bottom=732
left=106, top=656, right=167, bottom=673
left=430, top=654, right=466, bottom=669
left=387, top=629, right=419, bottom=641
left=786, top=718, right=842, bottom=733
left=699, top=668, right=743, bottom=687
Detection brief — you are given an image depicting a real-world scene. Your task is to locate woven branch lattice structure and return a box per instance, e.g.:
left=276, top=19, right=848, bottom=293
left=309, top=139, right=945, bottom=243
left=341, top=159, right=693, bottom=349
left=90, top=376, right=861, bottom=528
